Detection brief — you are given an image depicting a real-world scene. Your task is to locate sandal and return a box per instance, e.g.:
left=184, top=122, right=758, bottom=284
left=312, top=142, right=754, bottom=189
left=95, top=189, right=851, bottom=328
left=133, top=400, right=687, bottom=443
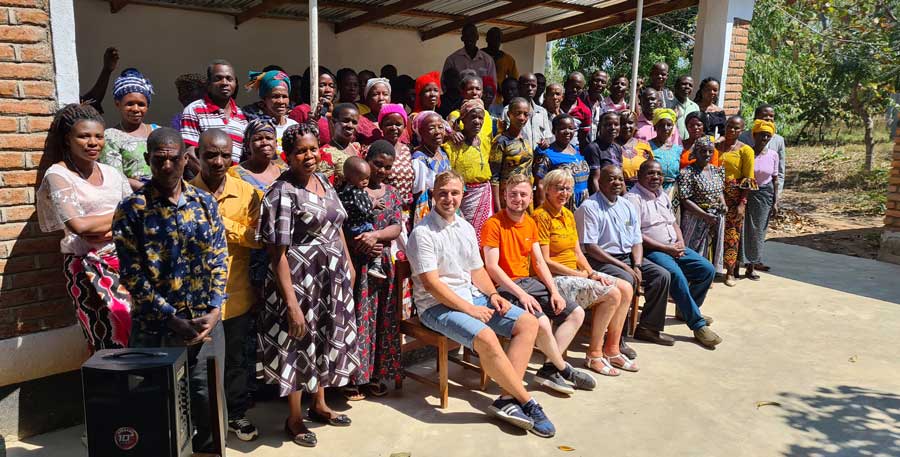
left=746, top=271, right=760, bottom=281
left=284, top=419, right=317, bottom=447
left=585, top=355, right=620, bottom=377
left=606, top=353, right=640, bottom=372
left=342, top=386, right=366, bottom=401
left=307, top=408, right=352, bottom=427
left=363, top=382, right=389, bottom=397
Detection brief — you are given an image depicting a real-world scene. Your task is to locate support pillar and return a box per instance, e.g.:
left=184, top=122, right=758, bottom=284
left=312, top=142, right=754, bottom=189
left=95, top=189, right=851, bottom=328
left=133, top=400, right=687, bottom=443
left=691, top=0, right=755, bottom=115
left=879, top=132, right=900, bottom=264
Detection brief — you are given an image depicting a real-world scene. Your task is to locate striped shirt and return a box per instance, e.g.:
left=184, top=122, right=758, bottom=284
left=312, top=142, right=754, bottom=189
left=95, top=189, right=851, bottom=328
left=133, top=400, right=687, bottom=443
left=181, top=96, right=248, bottom=163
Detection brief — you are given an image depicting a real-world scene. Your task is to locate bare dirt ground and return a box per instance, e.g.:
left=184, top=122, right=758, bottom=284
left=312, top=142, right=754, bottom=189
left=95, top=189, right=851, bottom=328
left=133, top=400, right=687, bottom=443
left=768, top=135, right=891, bottom=259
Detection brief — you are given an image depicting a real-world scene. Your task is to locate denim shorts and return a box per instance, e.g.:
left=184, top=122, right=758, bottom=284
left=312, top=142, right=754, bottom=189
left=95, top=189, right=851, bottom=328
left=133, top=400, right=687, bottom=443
left=418, top=293, right=526, bottom=349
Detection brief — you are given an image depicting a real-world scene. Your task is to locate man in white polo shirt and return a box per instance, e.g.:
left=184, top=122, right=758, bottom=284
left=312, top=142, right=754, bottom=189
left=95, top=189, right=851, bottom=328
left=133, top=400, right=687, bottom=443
left=407, top=170, right=556, bottom=438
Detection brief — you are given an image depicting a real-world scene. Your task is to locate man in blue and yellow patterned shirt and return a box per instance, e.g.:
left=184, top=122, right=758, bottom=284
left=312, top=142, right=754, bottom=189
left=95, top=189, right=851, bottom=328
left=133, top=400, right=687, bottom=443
left=113, top=126, right=228, bottom=453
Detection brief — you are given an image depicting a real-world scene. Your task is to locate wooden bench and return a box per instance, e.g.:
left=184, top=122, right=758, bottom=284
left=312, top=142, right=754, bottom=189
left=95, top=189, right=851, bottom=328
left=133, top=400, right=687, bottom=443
left=393, top=260, right=488, bottom=409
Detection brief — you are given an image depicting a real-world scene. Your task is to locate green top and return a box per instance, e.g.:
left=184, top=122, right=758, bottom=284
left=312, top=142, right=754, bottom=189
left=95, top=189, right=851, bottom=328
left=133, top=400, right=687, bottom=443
left=100, top=125, right=157, bottom=179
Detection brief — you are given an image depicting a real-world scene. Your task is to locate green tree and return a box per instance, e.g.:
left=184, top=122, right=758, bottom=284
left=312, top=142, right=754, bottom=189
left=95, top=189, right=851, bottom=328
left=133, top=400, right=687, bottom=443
left=552, top=8, right=698, bottom=85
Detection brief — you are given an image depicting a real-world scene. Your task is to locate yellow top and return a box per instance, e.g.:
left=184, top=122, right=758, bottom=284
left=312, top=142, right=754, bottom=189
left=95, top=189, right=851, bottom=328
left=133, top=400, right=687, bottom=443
left=719, top=143, right=756, bottom=183
left=621, top=140, right=654, bottom=180
left=448, top=109, right=494, bottom=154
left=494, top=52, right=519, bottom=86
left=444, top=138, right=492, bottom=184
left=190, top=174, right=263, bottom=319
left=533, top=204, right=579, bottom=270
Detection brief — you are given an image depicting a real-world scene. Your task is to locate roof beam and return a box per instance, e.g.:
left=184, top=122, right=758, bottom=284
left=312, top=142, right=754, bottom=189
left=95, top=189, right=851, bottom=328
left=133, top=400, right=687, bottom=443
left=419, top=0, right=551, bottom=41
left=503, top=0, right=659, bottom=42
left=109, top=0, right=129, bottom=13
left=546, top=0, right=697, bottom=41
left=315, top=1, right=528, bottom=28
left=333, top=0, right=434, bottom=34
left=235, top=0, right=293, bottom=26
left=544, top=1, right=598, bottom=13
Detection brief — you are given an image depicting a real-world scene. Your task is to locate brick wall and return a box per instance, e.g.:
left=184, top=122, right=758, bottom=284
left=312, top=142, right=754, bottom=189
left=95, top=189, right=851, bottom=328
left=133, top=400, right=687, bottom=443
left=0, top=0, right=70, bottom=339
left=723, top=17, right=749, bottom=116
left=879, top=134, right=900, bottom=263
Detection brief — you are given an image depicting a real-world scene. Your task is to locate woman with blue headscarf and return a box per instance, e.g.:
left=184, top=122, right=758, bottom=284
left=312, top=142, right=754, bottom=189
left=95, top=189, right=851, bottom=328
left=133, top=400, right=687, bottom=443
left=99, top=68, right=157, bottom=190
left=242, top=70, right=298, bottom=160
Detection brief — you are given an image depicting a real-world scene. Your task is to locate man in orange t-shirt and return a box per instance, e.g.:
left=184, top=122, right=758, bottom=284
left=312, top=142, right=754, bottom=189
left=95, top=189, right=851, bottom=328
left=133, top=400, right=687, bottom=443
left=482, top=174, right=596, bottom=395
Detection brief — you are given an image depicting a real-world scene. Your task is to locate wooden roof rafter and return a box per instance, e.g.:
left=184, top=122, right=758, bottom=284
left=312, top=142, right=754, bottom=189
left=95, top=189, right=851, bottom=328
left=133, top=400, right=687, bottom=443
left=419, top=0, right=552, bottom=41
left=502, top=0, right=666, bottom=42
left=333, top=0, right=434, bottom=34
left=546, top=0, right=698, bottom=41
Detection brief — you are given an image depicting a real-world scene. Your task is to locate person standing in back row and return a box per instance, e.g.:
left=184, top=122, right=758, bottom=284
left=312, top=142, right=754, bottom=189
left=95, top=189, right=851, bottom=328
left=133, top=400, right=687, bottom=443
left=181, top=59, right=248, bottom=170
left=483, top=27, right=518, bottom=90
left=443, top=23, right=497, bottom=84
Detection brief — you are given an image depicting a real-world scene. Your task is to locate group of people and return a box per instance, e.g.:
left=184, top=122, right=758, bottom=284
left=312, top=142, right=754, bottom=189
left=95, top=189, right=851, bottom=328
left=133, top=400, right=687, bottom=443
left=36, top=26, right=788, bottom=448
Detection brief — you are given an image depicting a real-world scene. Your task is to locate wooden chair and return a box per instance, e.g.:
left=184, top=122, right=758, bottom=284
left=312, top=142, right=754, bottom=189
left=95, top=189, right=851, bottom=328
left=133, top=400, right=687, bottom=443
left=577, top=286, right=642, bottom=339
left=393, top=260, right=488, bottom=409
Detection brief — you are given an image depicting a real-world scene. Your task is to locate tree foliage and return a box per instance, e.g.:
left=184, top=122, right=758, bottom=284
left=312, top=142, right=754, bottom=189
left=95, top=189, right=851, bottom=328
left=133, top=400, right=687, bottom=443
left=552, top=8, right=698, bottom=81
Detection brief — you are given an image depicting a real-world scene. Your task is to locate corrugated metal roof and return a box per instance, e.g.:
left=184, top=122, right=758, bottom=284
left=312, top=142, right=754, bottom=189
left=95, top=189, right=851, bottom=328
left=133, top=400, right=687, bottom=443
left=123, top=0, right=693, bottom=38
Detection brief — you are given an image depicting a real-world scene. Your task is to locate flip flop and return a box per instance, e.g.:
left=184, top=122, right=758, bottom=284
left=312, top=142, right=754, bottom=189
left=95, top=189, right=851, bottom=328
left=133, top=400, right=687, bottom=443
left=363, top=382, right=389, bottom=397
left=342, top=386, right=366, bottom=401
left=308, top=408, right=352, bottom=427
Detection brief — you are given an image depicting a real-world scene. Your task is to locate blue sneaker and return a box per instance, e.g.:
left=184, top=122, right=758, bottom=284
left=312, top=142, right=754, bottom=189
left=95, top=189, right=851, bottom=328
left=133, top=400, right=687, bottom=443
left=488, top=397, right=534, bottom=430
left=521, top=399, right=556, bottom=438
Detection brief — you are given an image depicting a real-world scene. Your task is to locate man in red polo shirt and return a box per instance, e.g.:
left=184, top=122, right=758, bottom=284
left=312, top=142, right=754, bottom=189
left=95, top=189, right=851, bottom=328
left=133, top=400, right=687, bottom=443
left=482, top=174, right=596, bottom=396
left=181, top=59, right=248, bottom=172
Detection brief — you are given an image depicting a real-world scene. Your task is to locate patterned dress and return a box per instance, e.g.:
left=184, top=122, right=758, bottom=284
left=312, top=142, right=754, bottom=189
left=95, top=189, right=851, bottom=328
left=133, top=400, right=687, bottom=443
left=385, top=141, right=415, bottom=213
left=411, top=146, right=451, bottom=224
left=490, top=133, right=534, bottom=199
left=349, top=186, right=403, bottom=385
left=256, top=172, right=360, bottom=395
left=677, top=164, right=726, bottom=273
left=534, top=144, right=590, bottom=210
left=100, top=126, right=158, bottom=180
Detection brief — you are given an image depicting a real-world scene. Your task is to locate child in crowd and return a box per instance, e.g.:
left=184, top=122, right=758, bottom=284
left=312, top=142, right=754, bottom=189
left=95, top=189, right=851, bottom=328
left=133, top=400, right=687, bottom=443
left=338, top=156, right=387, bottom=279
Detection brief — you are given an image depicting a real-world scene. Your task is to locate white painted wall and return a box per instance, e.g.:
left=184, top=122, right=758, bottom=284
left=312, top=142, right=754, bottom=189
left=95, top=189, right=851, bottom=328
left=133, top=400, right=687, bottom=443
left=50, top=0, right=79, bottom=105
left=691, top=0, right=756, bottom=107
left=74, top=0, right=546, bottom=125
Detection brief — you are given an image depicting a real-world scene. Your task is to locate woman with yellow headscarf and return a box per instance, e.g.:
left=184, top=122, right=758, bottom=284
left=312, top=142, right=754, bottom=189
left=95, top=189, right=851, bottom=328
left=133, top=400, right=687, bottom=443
left=648, top=107, right=683, bottom=195
left=740, top=119, right=779, bottom=281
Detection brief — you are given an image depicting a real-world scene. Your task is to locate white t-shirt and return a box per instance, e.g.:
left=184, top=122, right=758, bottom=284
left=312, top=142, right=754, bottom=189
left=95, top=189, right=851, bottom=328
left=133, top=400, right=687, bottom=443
left=275, top=118, right=299, bottom=158
left=37, top=163, right=132, bottom=255
left=407, top=211, right=483, bottom=313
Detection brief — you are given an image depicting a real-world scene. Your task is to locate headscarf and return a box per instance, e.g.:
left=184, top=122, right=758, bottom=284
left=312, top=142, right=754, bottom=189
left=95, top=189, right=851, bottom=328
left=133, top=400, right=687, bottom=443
left=459, top=98, right=485, bottom=120
left=245, top=70, right=291, bottom=99
left=693, top=135, right=715, bottom=151
left=113, top=68, right=154, bottom=103
left=378, top=103, right=408, bottom=126
left=414, top=71, right=442, bottom=113
left=364, top=77, right=391, bottom=99
left=483, top=75, right=496, bottom=93
left=751, top=119, right=776, bottom=135
left=413, top=110, right=440, bottom=139
left=241, top=118, right=277, bottom=161
left=652, top=108, right=677, bottom=125
left=175, top=73, right=205, bottom=101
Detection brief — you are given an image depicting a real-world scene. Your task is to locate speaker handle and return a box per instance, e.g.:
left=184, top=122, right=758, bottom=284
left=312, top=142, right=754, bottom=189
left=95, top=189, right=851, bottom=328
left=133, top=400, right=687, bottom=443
left=102, top=351, right=168, bottom=359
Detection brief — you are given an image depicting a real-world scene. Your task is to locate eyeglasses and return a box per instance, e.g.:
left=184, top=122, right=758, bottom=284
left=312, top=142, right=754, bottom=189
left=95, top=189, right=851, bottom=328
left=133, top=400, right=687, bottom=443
left=553, top=185, right=574, bottom=193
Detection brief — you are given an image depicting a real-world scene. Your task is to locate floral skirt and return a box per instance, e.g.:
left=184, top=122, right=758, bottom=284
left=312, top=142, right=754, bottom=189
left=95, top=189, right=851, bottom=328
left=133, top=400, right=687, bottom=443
left=554, top=274, right=615, bottom=309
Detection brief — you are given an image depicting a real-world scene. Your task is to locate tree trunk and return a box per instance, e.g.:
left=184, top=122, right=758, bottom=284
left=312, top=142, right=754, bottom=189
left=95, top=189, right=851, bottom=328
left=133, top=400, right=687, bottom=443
left=863, top=112, right=874, bottom=171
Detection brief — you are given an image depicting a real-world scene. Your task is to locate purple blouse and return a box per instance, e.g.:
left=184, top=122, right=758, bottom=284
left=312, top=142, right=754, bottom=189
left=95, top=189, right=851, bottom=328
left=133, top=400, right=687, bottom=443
left=753, top=148, right=779, bottom=186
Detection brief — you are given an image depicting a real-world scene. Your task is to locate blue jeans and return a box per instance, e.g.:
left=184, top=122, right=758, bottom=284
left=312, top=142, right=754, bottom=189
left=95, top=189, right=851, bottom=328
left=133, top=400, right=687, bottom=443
left=419, top=293, right=526, bottom=349
left=645, top=248, right=715, bottom=330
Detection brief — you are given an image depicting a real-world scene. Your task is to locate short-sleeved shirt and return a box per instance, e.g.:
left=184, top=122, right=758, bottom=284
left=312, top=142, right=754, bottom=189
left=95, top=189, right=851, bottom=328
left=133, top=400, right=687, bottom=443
left=582, top=139, right=623, bottom=170
left=480, top=211, right=538, bottom=280
left=181, top=96, right=248, bottom=163
left=490, top=134, right=534, bottom=186
left=575, top=192, right=642, bottom=256
left=408, top=211, right=484, bottom=313
left=100, top=126, right=158, bottom=179
left=501, top=100, right=553, bottom=151
left=37, top=163, right=132, bottom=255
left=534, top=144, right=589, bottom=209
left=740, top=131, right=786, bottom=183
left=624, top=182, right=677, bottom=245
left=533, top=205, right=579, bottom=270
left=752, top=148, right=779, bottom=186
left=445, top=138, right=492, bottom=184
left=443, top=47, right=497, bottom=83
left=720, top=143, right=756, bottom=183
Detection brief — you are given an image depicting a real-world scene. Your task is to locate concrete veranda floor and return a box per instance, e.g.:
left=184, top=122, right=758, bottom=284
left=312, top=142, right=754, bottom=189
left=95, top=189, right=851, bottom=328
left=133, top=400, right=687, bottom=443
left=6, top=242, right=900, bottom=457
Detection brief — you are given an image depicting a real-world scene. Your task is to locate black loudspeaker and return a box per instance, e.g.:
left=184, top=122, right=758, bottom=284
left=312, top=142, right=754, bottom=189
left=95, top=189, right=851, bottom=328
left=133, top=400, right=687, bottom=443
left=82, top=348, right=192, bottom=457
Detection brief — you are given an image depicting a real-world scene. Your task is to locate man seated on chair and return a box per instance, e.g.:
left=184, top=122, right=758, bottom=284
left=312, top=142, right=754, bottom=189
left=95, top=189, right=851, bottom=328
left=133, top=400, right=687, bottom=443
left=481, top=174, right=597, bottom=395
left=407, top=170, right=557, bottom=438
left=575, top=164, right=675, bottom=352
left=623, top=160, right=722, bottom=348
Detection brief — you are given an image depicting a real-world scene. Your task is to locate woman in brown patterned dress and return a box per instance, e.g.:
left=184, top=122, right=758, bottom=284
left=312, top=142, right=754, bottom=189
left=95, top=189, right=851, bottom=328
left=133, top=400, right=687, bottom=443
left=257, top=122, right=359, bottom=448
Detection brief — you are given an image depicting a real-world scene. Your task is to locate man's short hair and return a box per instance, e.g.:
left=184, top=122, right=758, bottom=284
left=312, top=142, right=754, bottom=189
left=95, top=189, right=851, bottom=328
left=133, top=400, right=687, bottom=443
left=505, top=173, right=531, bottom=191
left=198, top=128, right=231, bottom=149
left=637, top=159, right=661, bottom=177
left=434, top=169, right=464, bottom=190
left=147, top=127, right=184, bottom=154
left=754, top=103, right=775, bottom=118
left=542, top=169, right=575, bottom=191
left=206, top=59, right=234, bottom=82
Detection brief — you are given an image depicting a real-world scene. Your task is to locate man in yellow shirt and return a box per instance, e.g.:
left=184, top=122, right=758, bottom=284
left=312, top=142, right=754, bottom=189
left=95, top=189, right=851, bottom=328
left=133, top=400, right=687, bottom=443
left=483, top=27, right=518, bottom=98
left=190, top=129, right=263, bottom=442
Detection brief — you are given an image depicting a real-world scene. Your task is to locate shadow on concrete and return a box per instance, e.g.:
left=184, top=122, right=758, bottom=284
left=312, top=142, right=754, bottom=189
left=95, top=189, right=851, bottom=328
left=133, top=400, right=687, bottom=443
left=770, top=227, right=882, bottom=260
left=777, top=385, right=900, bottom=456
left=763, top=242, right=900, bottom=304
